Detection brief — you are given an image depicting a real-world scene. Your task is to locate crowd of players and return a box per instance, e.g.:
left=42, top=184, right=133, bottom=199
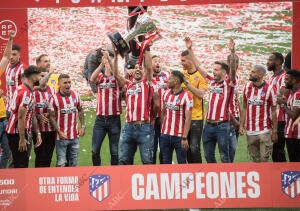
left=0, top=24, right=298, bottom=169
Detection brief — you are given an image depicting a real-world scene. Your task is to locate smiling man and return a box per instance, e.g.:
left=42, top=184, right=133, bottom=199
left=185, top=37, right=238, bottom=163
left=113, top=46, right=160, bottom=165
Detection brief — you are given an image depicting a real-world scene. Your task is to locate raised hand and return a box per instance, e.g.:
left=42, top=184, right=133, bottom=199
left=9, top=30, right=15, bottom=39
left=184, top=36, right=192, bottom=50
left=227, top=38, right=235, bottom=53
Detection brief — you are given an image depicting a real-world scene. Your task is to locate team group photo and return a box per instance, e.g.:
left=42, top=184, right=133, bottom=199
left=0, top=1, right=299, bottom=210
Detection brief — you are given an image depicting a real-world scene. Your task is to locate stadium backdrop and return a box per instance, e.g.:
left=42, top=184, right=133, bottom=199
left=0, top=0, right=300, bottom=210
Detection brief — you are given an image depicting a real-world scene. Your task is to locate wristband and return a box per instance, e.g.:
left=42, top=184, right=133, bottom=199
left=182, top=137, right=187, bottom=140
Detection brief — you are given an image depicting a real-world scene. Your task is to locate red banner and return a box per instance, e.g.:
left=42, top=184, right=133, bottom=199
left=0, top=163, right=299, bottom=210
left=0, top=0, right=294, bottom=8
left=0, top=9, right=28, bottom=92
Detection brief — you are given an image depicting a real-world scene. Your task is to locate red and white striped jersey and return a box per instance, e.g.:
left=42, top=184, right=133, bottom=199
left=5, top=61, right=26, bottom=111
left=284, top=87, right=300, bottom=139
left=243, top=81, right=277, bottom=135
left=124, top=79, right=154, bottom=123
left=34, top=86, right=56, bottom=132
left=96, top=74, right=122, bottom=116
left=267, top=70, right=286, bottom=122
left=161, top=89, right=193, bottom=137
left=153, top=71, right=170, bottom=117
left=49, top=90, right=81, bottom=140
left=206, top=75, right=235, bottom=121
left=6, top=84, right=35, bottom=134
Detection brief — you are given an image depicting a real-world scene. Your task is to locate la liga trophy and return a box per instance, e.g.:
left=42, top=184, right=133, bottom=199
left=108, top=7, right=158, bottom=57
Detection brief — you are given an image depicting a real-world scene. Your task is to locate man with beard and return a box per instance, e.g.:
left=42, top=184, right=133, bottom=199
left=90, top=49, right=122, bottom=166
left=113, top=46, right=160, bottom=165
left=6, top=65, right=42, bottom=168
left=32, top=68, right=56, bottom=167
left=48, top=74, right=85, bottom=167
left=36, top=54, right=58, bottom=91
left=152, top=55, right=169, bottom=163
left=84, top=48, right=114, bottom=94
left=266, top=52, right=287, bottom=162
left=5, top=44, right=27, bottom=113
left=278, top=69, right=300, bottom=162
left=239, top=65, right=277, bottom=162
left=185, top=37, right=237, bottom=163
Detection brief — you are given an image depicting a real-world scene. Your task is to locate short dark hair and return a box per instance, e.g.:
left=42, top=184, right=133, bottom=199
left=215, top=61, right=230, bottom=73
left=152, top=55, right=160, bottom=59
left=272, top=52, right=284, bottom=65
left=12, top=44, right=21, bottom=52
left=181, top=50, right=189, bottom=57
left=36, top=54, right=48, bottom=65
left=284, top=51, right=291, bottom=71
left=286, top=69, right=300, bottom=82
left=58, top=74, right=69, bottom=81
left=23, top=65, right=41, bottom=78
left=171, top=70, right=185, bottom=84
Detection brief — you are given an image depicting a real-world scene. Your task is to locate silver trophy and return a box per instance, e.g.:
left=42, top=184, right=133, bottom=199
left=108, top=10, right=158, bottom=58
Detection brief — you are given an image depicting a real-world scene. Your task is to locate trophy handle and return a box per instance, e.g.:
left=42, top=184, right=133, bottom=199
left=107, top=32, right=130, bottom=58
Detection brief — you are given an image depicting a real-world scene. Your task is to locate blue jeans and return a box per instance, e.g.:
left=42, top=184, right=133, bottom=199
left=202, top=121, right=231, bottom=163
left=92, top=115, right=121, bottom=166
left=159, top=134, right=187, bottom=164
left=0, top=119, right=10, bottom=168
left=119, top=122, right=154, bottom=165
left=56, top=138, right=79, bottom=167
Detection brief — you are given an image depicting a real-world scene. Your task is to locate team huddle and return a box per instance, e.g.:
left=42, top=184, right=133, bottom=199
left=0, top=28, right=298, bottom=169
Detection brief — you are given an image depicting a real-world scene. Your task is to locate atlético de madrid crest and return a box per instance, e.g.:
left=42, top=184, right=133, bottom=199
left=281, top=171, right=300, bottom=199
left=89, top=174, right=111, bottom=202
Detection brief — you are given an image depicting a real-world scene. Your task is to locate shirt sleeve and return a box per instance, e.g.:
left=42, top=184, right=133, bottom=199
left=293, top=92, right=300, bottom=108
left=268, top=86, right=277, bottom=107
left=48, top=96, right=55, bottom=111
left=19, top=91, right=32, bottom=109
left=243, top=85, right=247, bottom=105
left=185, top=92, right=193, bottom=111
left=206, top=74, right=214, bottom=82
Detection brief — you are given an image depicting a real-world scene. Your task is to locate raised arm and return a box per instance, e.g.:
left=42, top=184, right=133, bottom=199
left=39, top=71, right=53, bottom=87
left=0, top=31, right=15, bottom=74
left=112, top=46, right=126, bottom=87
left=184, top=36, right=208, bottom=79
left=227, top=38, right=239, bottom=82
left=90, top=60, right=104, bottom=84
left=144, top=50, right=153, bottom=82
